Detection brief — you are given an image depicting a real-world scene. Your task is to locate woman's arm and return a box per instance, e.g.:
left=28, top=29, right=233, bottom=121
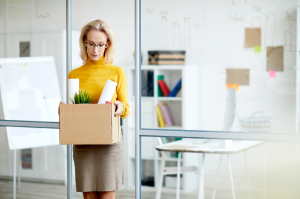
left=116, top=68, right=130, bottom=118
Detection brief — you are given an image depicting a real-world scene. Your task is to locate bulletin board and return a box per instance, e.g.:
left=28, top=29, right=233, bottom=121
left=0, top=57, right=61, bottom=150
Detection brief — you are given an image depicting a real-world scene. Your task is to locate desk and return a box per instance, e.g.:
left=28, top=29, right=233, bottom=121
left=156, top=140, right=266, bottom=199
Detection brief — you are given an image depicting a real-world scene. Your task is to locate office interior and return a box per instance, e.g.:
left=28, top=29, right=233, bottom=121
left=0, top=0, right=300, bottom=199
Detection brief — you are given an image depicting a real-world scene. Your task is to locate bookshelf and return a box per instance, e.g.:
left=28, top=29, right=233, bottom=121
left=122, top=65, right=200, bottom=193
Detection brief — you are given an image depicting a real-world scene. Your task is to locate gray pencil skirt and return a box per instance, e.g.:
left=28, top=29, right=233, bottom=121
left=73, top=140, right=123, bottom=192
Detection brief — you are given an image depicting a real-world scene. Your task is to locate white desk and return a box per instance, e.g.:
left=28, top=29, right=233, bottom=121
left=156, top=140, right=266, bottom=199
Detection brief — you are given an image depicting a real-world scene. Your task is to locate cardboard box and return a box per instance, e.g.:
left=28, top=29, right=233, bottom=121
left=59, top=104, right=121, bottom=145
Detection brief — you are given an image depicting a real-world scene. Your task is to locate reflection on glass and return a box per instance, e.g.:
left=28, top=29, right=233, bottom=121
left=139, top=137, right=300, bottom=199
left=140, top=0, right=299, bottom=134
left=0, top=0, right=67, bottom=122
left=21, top=148, right=32, bottom=169
left=0, top=127, right=73, bottom=198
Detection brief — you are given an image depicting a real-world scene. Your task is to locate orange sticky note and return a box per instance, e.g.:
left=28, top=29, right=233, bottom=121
left=226, top=83, right=239, bottom=91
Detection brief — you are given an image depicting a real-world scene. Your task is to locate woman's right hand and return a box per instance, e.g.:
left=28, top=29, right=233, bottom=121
left=58, top=101, right=65, bottom=115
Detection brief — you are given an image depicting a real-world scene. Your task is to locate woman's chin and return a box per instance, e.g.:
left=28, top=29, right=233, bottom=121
left=89, top=56, right=100, bottom=61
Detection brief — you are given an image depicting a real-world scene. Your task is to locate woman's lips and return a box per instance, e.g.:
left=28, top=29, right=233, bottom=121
left=92, top=54, right=98, bottom=57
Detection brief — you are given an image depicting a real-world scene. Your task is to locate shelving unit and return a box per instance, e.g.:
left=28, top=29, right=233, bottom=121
left=122, top=65, right=200, bottom=193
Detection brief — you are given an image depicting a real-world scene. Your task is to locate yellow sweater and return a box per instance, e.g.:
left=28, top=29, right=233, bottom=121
left=68, top=56, right=130, bottom=119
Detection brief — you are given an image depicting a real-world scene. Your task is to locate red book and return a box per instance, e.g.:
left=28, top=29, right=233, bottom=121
left=158, top=80, right=170, bottom=97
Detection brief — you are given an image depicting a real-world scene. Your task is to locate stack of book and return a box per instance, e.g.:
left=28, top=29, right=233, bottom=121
left=156, top=102, right=175, bottom=128
left=148, top=51, right=185, bottom=65
left=157, top=77, right=182, bottom=97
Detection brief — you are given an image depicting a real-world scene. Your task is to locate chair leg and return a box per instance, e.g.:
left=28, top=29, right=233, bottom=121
left=244, top=151, right=251, bottom=199
left=198, top=153, right=206, bottom=199
left=176, top=152, right=182, bottom=199
left=228, top=154, right=236, bottom=199
left=211, top=154, right=223, bottom=199
left=156, top=152, right=166, bottom=199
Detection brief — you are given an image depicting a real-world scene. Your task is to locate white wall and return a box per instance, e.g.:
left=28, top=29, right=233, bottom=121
left=141, top=0, right=297, bottom=134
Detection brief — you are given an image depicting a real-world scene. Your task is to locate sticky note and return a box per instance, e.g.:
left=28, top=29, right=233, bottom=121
left=254, top=46, right=261, bottom=53
left=226, top=69, right=249, bottom=85
left=269, top=70, right=276, bottom=78
left=244, top=28, right=261, bottom=48
left=267, top=46, right=283, bottom=71
left=226, top=83, right=239, bottom=91
left=25, top=63, right=28, bottom=67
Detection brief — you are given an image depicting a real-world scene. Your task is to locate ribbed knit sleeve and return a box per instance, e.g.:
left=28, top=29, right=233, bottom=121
left=117, top=67, right=130, bottom=119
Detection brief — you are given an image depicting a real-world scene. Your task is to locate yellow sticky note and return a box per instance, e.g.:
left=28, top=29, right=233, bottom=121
left=254, top=46, right=261, bottom=53
left=25, top=63, right=28, bottom=67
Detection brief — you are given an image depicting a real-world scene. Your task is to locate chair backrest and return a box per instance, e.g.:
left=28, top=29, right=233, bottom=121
left=156, top=137, right=163, bottom=145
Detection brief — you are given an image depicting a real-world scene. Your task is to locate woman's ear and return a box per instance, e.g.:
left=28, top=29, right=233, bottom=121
left=106, top=40, right=110, bottom=48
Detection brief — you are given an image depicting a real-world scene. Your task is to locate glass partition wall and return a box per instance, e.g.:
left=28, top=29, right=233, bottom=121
left=1, top=0, right=300, bottom=199
left=136, top=0, right=300, bottom=199
left=0, top=0, right=74, bottom=198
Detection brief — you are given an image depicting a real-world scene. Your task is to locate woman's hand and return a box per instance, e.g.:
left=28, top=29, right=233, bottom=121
left=114, top=100, right=124, bottom=117
left=58, top=101, right=65, bottom=115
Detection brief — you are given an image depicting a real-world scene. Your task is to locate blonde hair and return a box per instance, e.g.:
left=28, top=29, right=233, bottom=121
left=79, top=19, right=116, bottom=65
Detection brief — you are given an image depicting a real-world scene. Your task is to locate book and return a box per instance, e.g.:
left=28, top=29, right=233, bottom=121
left=156, top=105, right=165, bottom=127
left=159, top=103, right=175, bottom=126
left=147, top=71, right=154, bottom=96
left=141, top=70, right=154, bottom=97
left=168, top=79, right=182, bottom=97
left=157, top=75, right=164, bottom=97
left=158, top=80, right=170, bottom=97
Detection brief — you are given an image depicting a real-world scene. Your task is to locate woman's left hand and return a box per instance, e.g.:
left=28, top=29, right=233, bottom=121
left=114, top=100, right=124, bottom=117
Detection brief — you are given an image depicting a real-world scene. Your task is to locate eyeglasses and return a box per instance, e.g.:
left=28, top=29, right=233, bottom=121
left=85, top=41, right=108, bottom=49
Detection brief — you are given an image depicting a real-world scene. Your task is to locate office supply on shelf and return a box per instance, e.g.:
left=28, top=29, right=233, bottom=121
left=148, top=50, right=185, bottom=65
left=156, top=105, right=165, bottom=127
left=157, top=75, right=164, bottom=97
left=158, top=80, right=170, bottom=97
left=159, top=103, right=175, bottom=126
left=98, top=79, right=117, bottom=104
left=68, top=79, right=79, bottom=104
left=168, top=78, right=182, bottom=97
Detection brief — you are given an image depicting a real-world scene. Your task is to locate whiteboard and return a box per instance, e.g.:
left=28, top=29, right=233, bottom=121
left=0, top=57, right=61, bottom=150
left=141, top=0, right=298, bottom=134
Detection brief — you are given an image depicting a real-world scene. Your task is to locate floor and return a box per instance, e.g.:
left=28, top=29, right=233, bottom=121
left=0, top=179, right=263, bottom=199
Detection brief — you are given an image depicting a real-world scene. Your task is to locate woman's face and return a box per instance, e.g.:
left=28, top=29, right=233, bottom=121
left=85, top=30, right=108, bottom=61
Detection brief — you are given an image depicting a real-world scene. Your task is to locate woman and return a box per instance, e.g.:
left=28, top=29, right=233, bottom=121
left=59, top=19, right=130, bottom=199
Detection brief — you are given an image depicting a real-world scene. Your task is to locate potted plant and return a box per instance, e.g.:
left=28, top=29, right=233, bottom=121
left=69, top=90, right=94, bottom=104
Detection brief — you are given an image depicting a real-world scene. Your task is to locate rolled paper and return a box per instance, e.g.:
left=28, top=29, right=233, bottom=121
left=68, top=79, right=79, bottom=104
left=98, top=79, right=118, bottom=104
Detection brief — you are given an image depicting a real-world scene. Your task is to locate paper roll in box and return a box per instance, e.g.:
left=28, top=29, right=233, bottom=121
left=59, top=104, right=120, bottom=145
left=148, top=51, right=185, bottom=65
